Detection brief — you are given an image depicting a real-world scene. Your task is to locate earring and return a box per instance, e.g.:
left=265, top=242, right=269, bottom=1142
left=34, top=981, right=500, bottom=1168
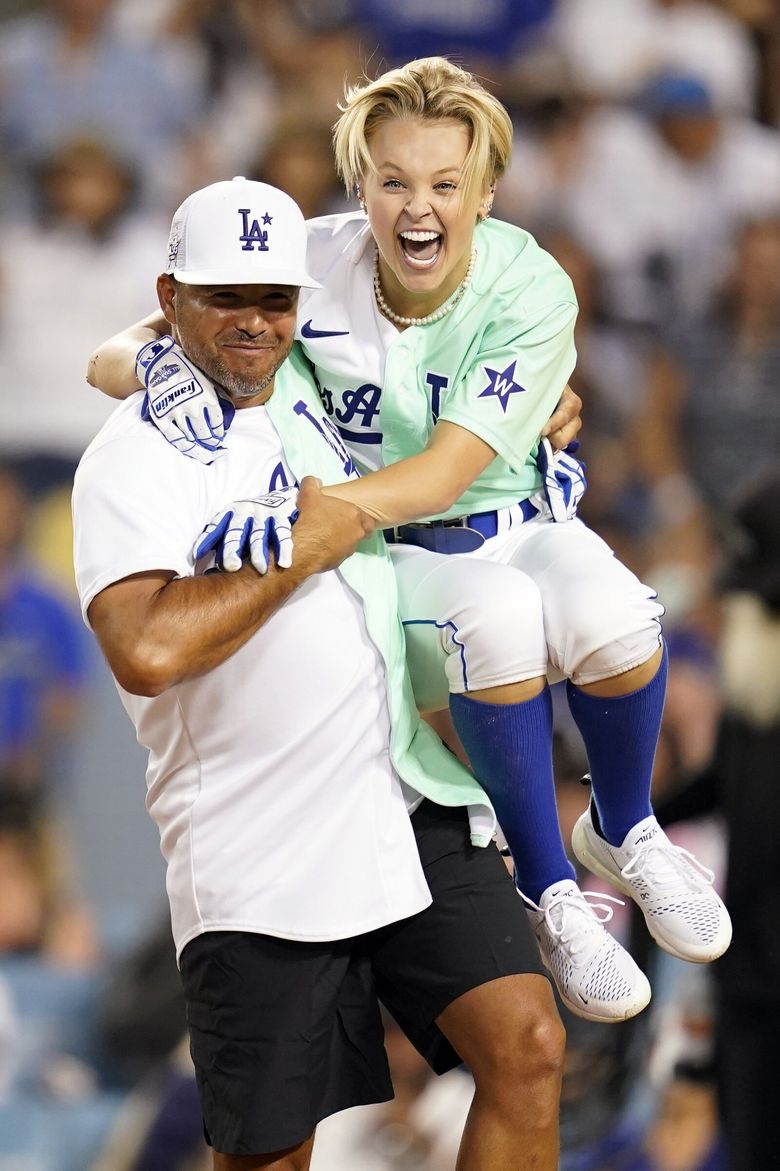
left=356, top=185, right=366, bottom=212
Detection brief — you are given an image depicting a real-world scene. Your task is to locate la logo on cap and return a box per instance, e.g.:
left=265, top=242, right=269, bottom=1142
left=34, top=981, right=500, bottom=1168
left=239, top=208, right=273, bottom=254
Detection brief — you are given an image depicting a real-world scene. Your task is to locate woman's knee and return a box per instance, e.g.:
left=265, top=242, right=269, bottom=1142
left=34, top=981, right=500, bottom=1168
left=444, top=569, right=547, bottom=689
left=569, top=624, right=662, bottom=686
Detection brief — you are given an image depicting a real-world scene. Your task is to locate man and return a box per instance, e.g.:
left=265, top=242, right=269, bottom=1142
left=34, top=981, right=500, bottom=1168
left=72, top=177, right=564, bottom=1171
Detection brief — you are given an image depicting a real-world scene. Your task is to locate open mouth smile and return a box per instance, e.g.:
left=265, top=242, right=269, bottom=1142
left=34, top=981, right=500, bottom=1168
left=398, top=229, right=442, bottom=269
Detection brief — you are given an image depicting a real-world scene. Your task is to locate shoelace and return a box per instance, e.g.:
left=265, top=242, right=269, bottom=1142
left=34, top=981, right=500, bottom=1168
left=621, top=841, right=715, bottom=894
left=524, top=889, right=624, bottom=959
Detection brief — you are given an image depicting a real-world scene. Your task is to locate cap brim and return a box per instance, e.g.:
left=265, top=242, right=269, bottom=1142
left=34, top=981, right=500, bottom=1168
left=171, top=267, right=322, bottom=289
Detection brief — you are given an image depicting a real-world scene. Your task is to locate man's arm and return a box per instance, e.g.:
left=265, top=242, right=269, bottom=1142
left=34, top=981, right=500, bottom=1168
left=88, top=478, right=374, bottom=697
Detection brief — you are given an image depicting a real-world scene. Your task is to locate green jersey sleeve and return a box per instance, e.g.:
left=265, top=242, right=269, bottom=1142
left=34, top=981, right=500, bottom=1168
left=438, top=297, right=577, bottom=473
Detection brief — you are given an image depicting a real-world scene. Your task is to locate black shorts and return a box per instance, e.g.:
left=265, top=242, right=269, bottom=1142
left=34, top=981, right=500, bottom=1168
left=179, top=799, right=548, bottom=1156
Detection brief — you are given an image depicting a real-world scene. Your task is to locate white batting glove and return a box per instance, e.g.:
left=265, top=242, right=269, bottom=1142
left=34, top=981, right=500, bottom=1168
left=193, top=489, right=300, bottom=574
left=536, top=437, right=587, bottom=522
left=137, top=337, right=232, bottom=465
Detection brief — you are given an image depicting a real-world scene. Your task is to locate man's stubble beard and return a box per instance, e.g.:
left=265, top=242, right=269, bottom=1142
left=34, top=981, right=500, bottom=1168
left=181, top=335, right=293, bottom=402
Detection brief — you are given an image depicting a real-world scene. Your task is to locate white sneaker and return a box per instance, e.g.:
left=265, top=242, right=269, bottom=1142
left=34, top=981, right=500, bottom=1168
left=572, top=808, right=732, bottom=963
left=524, top=879, right=651, bottom=1023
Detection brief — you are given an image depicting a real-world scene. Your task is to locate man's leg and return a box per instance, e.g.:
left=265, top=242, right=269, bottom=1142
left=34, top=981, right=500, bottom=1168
left=181, top=932, right=393, bottom=1169
left=213, top=1134, right=315, bottom=1171
left=436, top=974, right=564, bottom=1170
left=371, top=802, right=565, bottom=1171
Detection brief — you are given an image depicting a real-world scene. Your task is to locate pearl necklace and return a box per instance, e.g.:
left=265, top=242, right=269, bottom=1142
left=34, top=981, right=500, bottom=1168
left=372, top=247, right=477, bottom=327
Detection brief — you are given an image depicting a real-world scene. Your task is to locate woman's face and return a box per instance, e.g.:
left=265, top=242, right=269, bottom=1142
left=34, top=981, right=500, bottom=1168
left=362, top=116, right=491, bottom=316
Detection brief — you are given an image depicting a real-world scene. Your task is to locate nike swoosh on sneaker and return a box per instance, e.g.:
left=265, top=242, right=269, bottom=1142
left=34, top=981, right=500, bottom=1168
left=301, top=320, right=349, bottom=339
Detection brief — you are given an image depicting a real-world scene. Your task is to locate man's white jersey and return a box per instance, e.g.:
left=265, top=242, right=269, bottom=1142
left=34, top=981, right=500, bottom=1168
left=73, top=394, right=432, bottom=959
left=298, top=214, right=390, bottom=473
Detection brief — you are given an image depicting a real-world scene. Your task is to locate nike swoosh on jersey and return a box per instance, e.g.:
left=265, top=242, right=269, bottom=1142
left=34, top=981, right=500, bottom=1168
left=301, top=320, right=350, bottom=339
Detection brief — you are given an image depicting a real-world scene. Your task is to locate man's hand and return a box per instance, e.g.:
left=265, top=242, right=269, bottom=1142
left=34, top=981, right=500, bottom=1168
left=194, top=488, right=300, bottom=574
left=541, top=384, right=582, bottom=452
left=137, top=337, right=233, bottom=465
left=293, top=476, right=376, bottom=572
left=89, top=480, right=374, bottom=697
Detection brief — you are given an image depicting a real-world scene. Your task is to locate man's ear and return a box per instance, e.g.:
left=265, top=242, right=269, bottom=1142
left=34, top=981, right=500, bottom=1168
left=156, top=273, right=177, bottom=326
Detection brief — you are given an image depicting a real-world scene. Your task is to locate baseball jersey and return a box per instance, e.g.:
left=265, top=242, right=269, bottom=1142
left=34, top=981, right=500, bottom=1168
left=296, top=213, right=578, bottom=521
left=73, top=346, right=494, bottom=959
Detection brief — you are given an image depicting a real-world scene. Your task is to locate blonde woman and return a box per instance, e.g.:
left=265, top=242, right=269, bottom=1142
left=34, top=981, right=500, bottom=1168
left=88, top=58, right=730, bottom=1023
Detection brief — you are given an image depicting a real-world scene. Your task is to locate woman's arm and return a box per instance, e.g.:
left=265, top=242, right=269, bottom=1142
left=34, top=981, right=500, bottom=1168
left=320, top=367, right=583, bottom=528
left=322, top=421, right=498, bottom=526
left=86, top=311, right=169, bottom=399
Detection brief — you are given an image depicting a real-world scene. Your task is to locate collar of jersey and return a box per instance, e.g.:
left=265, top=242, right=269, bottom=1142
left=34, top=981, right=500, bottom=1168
left=348, top=218, right=375, bottom=267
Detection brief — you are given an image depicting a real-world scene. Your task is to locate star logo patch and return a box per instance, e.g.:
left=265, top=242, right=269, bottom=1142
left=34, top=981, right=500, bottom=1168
left=477, top=360, right=527, bottom=413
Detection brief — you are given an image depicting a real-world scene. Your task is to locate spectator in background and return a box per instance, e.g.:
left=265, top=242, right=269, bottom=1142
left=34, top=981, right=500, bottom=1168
left=637, top=71, right=780, bottom=320
left=0, top=776, right=105, bottom=1168
left=730, top=0, right=780, bottom=126
left=652, top=0, right=759, bottom=117
left=0, top=0, right=205, bottom=210
left=159, top=0, right=365, bottom=197
left=0, top=136, right=166, bottom=497
left=495, top=87, right=677, bottom=326
left=537, top=226, right=657, bottom=569
left=119, top=0, right=280, bottom=198
left=0, top=466, right=88, bottom=789
left=498, top=71, right=780, bottom=328
left=0, top=781, right=98, bottom=969
left=251, top=124, right=349, bottom=221
left=552, top=0, right=758, bottom=115
left=230, top=0, right=363, bottom=133
left=550, top=0, right=664, bottom=104
left=655, top=467, right=780, bottom=1171
left=354, top=0, right=555, bottom=73
left=634, top=215, right=780, bottom=559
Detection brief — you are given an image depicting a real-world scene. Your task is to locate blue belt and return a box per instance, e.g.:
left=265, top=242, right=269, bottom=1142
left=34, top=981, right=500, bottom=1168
left=383, top=498, right=538, bottom=554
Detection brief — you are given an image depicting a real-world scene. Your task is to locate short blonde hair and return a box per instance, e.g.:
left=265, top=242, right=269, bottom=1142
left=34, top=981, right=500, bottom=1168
left=333, top=57, right=513, bottom=204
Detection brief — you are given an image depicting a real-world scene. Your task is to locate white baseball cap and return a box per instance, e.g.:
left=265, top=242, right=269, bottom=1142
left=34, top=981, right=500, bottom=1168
left=164, top=176, right=321, bottom=288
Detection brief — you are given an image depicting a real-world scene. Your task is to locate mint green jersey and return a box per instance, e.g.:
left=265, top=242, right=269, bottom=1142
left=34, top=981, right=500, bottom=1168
left=298, top=214, right=578, bottom=521
left=266, top=345, right=495, bottom=843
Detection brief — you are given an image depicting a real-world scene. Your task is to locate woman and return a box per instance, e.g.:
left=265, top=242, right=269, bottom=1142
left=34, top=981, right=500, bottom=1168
left=88, top=58, right=730, bottom=1022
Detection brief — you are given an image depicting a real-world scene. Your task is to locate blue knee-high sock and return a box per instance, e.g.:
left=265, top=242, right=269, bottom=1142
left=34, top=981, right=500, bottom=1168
left=566, top=643, right=668, bottom=846
left=449, top=687, right=575, bottom=903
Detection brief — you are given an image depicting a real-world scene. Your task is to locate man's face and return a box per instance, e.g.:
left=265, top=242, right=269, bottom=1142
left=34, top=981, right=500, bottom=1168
left=157, top=277, right=299, bottom=407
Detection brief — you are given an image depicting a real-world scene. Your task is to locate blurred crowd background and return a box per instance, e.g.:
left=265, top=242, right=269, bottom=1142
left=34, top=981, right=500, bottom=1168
left=0, top=1, right=779, bottom=1168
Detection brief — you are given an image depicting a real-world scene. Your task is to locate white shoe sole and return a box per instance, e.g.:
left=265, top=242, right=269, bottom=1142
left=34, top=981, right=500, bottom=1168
left=571, top=814, right=732, bottom=963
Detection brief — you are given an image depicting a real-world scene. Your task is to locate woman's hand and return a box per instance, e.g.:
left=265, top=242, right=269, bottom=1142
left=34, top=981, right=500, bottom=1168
left=541, top=384, right=582, bottom=452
